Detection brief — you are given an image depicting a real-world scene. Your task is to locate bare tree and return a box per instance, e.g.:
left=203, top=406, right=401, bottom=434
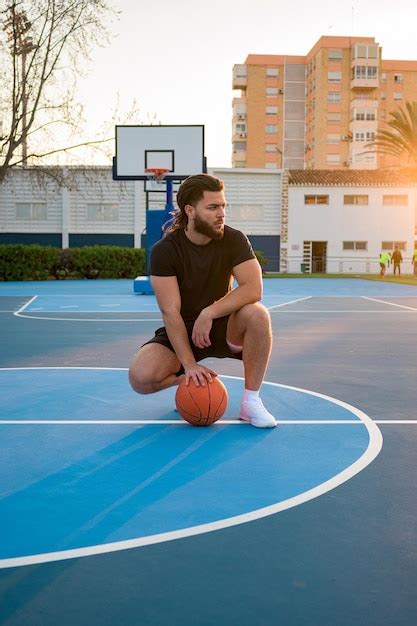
left=0, top=0, right=118, bottom=183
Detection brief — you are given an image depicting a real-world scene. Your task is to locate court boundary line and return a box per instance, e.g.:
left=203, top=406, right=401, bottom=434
left=361, top=296, right=417, bottom=311
left=267, top=296, right=312, bottom=310
left=1, top=419, right=415, bottom=425
left=269, top=310, right=417, bottom=313
left=0, top=368, right=383, bottom=569
left=15, top=295, right=37, bottom=313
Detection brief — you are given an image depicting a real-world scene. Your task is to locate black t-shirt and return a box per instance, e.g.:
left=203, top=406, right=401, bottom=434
left=150, top=225, right=256, bottom=322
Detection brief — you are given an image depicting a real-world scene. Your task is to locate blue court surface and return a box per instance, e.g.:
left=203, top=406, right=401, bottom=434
left=0, top=278, right=416, bottom=626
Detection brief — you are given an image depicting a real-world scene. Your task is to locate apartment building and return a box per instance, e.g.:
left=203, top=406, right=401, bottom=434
left=232, top=36, right=417, bottom=170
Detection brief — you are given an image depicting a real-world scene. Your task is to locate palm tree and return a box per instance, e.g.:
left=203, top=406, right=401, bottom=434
left=366, top=101, right=417, bottom=165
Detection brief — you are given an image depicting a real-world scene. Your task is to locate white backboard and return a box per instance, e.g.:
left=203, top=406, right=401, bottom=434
left=113, top=125, right=206, bottom=180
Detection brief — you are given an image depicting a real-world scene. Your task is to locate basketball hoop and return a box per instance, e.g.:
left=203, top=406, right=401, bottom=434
left=145, top=167, right=170, bottom=184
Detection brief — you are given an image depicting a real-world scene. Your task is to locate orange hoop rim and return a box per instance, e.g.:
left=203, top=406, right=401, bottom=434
left=145, top=167, right=170, bottom=181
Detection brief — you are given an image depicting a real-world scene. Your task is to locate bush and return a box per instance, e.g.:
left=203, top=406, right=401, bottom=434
left=0, top=244, right=60, bottom=281
left=67, top=246, right=146, bottom=279
left=254, top=249, right=268, bottom=271
left=0, top=244, right=146, bottom=281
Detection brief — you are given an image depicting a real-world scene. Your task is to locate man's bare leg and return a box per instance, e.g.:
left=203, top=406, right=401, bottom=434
left=129, top=343, right=182, bottom=395
left=227, top=303, right=276, bottom=428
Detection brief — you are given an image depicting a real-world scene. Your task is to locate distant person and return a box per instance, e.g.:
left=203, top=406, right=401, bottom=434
left=391, top=246, right=403, bottom=275
left=379, top=251, right=391, bottom=277
left=412, top=248, right=417, bottom=278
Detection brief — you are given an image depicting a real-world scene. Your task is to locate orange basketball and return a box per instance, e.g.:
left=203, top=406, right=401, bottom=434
left=175, top=376, right=228, bottom=426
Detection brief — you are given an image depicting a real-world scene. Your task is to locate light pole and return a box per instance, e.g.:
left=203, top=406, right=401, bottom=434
left=4, top=5, right=35, bottom=166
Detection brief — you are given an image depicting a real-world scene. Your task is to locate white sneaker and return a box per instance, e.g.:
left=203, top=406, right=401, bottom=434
left=239, top=398, right=277, bottom=428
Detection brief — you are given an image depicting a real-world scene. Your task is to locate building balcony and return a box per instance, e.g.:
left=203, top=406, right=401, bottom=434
left=351, top=77, right=379, bottom=89
left=232, top=132, right=247, bottom=142
left=233, top=65, right=247, bottom=89
left=232, top=149, right=247, bottom=160
left=350, top=97, right=379, bottom=108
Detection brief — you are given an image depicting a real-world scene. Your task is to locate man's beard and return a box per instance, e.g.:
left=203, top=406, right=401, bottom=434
left=193, top=213, right=224, bottom=240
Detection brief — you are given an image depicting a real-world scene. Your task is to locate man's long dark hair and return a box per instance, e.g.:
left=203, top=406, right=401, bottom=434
left=164, top=173, right=224, bottom=234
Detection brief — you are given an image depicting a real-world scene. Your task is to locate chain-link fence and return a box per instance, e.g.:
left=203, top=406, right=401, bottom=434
left=284, top=255, right=416, bottom=274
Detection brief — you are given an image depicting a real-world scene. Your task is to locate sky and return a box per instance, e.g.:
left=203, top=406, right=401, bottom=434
left=76, top=0, right=417, bottom=168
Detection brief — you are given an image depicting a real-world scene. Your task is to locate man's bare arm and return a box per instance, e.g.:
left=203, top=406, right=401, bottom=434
left=191, top=258, right=262, bottom=349
left=150, top=275, right=216, bottom=385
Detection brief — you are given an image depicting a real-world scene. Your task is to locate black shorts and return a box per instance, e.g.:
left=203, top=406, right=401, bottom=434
left=142, top=315, right=243, bottom=375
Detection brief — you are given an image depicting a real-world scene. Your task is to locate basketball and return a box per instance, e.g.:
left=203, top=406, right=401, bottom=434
left=175, top=376, right=228, bottom=426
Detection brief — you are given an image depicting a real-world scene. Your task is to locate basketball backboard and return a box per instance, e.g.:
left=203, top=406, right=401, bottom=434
left=113, top=124, right=206, bottom=181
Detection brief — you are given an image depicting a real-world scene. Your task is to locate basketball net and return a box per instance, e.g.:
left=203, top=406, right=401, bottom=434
left=145, top=167, right=170, bottom=185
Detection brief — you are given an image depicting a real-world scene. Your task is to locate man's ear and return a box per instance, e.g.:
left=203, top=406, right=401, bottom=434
left=184, top=204, right=194, bottom=220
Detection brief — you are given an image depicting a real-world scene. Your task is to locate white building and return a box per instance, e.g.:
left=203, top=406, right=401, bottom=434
left=0, top=166, right=282, bottom=270
left=283, top=169, right=417, bottom=273
left=1, top=166, right=417, bottom=273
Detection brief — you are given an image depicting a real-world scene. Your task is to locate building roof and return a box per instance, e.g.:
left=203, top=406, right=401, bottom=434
left=288, top=169, right=417, bottom=187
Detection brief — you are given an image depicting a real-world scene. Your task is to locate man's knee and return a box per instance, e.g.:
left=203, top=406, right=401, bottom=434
left=245, top=302, right=271, bottom=329
left=231, top=303, right=271, bottom=337
left=128, top=366, right=155, bottom=395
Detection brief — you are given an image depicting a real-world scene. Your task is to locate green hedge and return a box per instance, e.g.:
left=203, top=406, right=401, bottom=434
left=0, top=244, right=146, bottom=281
left=254, top=249, right=267, bottom=270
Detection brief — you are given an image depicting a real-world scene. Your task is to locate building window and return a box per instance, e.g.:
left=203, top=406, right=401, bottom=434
left=353, top=108, right=376, bottom=121
left=265, top=144, right=277, bottom=152
left=265, top=125, right=278, bottom=133
left=266, top=67, right=279, bottom=77
left=380, top=92, right=386, bottom=100
left=16, top=202, right=47, bottom=220
left=352, top=44, right=378, bottom=59
left=327, top=112, right=341, bottom=122
left=343, top=241, right=368, bottom=251
left=327, top=134, right=341, bottom=144
left=344, top=195, right=368, bottom=205
left=264, top=162, right=278, bottom=169
left=381, top=72, right=387, bottom=82
left=383, top=195, right=408, bottom=206
left=328, top=92, right=341, bottom=102
left=352, top=66, right=378, bottom=80
left=354, top=130, right=375, bottom=142
left=235, top=65, right=247, bottom=77
left=328, top=49, right=342, bottom=60
left=394, top=92, right=403, bottom=100
left=328, top=71, right=342, bottom=83
left=87, top=203, right=119, bottom=221
left=266, top=87, right=278, bottom=97
left=304, top=195, right=329, bottom=205
left=266, top=106, right=278, bottom=115
left=394, top=74, right=403, bottom=83
left=382, top=241, right=407, bottom=251
left=326, top=154, right=341, bottom=164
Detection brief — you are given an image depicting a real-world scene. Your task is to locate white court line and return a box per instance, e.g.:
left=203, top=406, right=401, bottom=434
left=361, top=296, right=417, bottom=311
left=270, top=309, right=417, bottom=313
left=14, top=312, right=162, bottom=322
left=1, top=419, right=416, bottom=425
left=14, top=295, right=37, bottom=314
left=0, top=368, right=383, bottom=569
left=267, top=296, right=312, bottom=310
left=0, top=419, right=363, bottom=425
